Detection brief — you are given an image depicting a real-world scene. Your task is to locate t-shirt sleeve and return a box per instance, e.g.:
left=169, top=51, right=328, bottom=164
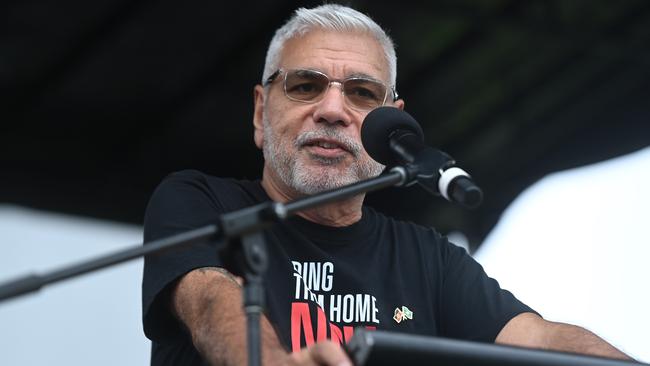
left=438, top=236, right=539, bottom=342
left=141, top=170, right=226, bottom=342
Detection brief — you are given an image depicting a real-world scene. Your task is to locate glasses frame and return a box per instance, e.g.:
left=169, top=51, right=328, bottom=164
left=263, top=68, right=399, bottom=111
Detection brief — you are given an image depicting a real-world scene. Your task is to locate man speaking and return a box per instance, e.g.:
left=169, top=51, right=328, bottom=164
left=141, top=4, right=631, bottom=365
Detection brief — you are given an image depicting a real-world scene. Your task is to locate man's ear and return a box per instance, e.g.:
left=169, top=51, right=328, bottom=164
left=253, top=84, right=265, bottom=149
left=393, top=98, right=405, bottom=110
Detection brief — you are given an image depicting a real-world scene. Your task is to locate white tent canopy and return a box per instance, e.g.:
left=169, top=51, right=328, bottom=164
left=476, top=146, right=650, bottom=362
left=0, top=206, right=149, bottom=365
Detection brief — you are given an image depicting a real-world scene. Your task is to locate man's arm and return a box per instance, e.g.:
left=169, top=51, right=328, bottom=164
left=171, top=267, right=352, bottom=366
left=495, top=312, right=633, bottom=361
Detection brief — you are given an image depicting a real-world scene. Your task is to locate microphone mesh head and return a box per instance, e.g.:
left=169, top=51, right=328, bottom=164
left=361, top=107, right=424, bottom=165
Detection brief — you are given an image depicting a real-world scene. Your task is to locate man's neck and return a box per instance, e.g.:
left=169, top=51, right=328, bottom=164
left=261, top=176, right=364, bottom=227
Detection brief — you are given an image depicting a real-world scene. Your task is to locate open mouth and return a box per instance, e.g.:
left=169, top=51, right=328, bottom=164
left=303, top=138, right=351, bottom=157
left=307, top=139, right=345, bottom=149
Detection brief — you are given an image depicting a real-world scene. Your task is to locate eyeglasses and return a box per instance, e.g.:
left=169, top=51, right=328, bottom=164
left=263, top=68, right=398, bottom=111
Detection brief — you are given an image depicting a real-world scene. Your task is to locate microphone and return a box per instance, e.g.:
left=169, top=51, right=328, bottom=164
left=362, top=107, right=483, bottom=209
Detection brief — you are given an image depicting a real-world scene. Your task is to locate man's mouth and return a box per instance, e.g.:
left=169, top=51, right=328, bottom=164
left=303, top=138, right=351, bottom=158
left=308, top=139, right=345, bottom=149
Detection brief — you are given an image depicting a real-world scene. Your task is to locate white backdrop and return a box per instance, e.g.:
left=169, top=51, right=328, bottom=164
left=0, top=206, right=150, bottom=365
left=476, top=146, right=650, bottom=362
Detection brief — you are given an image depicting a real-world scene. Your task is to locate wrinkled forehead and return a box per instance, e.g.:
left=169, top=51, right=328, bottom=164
left=278, top=29, right=391, bottom=82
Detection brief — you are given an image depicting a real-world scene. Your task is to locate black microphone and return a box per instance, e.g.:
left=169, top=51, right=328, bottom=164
left=362, top=107, right=483, bottom=209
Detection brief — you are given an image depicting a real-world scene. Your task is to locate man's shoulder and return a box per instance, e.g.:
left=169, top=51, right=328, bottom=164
left=146, top=170, right=266, bottom=220
left=143, top=170, right=265, bottom=240
left=163, top=169, right=255, bottom=190
left=158, top=169, right=265, bottom=202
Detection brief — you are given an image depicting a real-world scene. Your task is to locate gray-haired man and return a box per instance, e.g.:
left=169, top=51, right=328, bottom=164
left=142, top=5, right=631, bottom=365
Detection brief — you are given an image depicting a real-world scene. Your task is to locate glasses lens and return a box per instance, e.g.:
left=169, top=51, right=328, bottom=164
left=284, top=70, right=329, bottom=102
left=343, top=79, right=387, bottom=110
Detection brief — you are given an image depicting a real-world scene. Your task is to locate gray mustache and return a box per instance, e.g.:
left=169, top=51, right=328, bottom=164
left=295, top=128, right=362, bottom=157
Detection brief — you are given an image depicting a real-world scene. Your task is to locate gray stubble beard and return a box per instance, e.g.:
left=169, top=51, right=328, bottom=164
left=262, top=114, right=385, bottom=195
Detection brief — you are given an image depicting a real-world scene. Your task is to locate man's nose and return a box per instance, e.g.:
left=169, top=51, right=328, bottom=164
left=313, top=82, right=351, bottom=126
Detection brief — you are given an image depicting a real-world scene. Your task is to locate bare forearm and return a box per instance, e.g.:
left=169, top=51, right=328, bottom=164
left=497, top=313, right=633, bottom=361
left=172, top=267, right=286, bottom=366
left=546, top=322, right=632, bottom=361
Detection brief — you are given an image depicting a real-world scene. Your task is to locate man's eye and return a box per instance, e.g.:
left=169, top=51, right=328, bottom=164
left=349, top=87, right=379, bottom=100
left=289, top=82, right=321, bottom=94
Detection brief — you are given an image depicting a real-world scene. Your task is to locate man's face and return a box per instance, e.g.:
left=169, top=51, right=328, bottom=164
left=253, top=29, right=403, bottom=196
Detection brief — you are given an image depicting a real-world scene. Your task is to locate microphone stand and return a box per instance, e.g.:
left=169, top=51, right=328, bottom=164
left=0, top=164, right=419, bottom=366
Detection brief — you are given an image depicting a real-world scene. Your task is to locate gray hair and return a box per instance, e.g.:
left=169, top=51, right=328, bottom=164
left=262, top=4, right=397, bottom=88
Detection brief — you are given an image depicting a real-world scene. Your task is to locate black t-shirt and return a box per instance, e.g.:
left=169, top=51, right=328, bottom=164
left=142, top=170, right=536, bottom=366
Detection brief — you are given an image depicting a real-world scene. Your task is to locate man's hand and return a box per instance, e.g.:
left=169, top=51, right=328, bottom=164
left=496, top=312, right=633, bottom=361
left=282, top=341, right=353, bottom=366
